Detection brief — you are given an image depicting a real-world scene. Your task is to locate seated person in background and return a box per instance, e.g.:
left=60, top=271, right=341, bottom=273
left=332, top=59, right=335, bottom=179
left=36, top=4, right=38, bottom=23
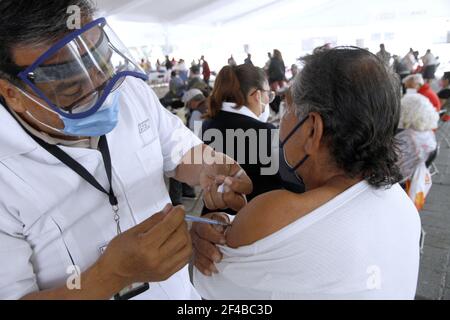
left=201, top=64, right=284, bottom=216
left=399, top=90, right=439, bottom=132
left=396, top=129, right=437, bottom=181
left=160, top=71, right=186, bottom=107
left=192, top=47, right=421, bottom=300
left=183, top=89, right=208, bottom=133
left=188, top=65, right=210, bottom=96
left=403, top=74, right=441, bottom=112
left=396, top=84, right=439, bottom=181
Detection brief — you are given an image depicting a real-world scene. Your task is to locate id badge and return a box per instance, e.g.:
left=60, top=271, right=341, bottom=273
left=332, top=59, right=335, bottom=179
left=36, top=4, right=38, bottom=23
left=99, top=243, right=150, bottom=300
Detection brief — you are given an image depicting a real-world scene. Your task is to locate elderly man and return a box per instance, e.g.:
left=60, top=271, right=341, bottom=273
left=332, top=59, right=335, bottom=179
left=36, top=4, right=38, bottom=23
left=0, top=0, right=252, bottom=300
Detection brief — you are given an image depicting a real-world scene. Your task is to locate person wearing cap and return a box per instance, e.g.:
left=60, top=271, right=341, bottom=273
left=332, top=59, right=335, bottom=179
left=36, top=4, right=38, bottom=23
left=0, top=0, right=252, bottom=300
left=183, top=88, right=207, bottom=133
left=187, top=65, right=209, bottom=96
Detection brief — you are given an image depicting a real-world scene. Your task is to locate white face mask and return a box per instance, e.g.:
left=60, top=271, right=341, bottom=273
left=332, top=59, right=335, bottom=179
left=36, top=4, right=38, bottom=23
left=259, top=103, right=271, bottom=123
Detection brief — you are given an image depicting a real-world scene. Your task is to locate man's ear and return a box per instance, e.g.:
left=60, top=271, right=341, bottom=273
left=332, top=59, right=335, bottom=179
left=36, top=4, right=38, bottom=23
left=0, top=79, right=26, bottom=113
left=304, top=112, right=324, bottom=155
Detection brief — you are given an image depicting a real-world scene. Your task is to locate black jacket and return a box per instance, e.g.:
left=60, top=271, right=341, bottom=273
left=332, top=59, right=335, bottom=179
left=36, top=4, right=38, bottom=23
left=201, top=110, right=283, bottom=215
left=268, top=58, right=286, bottom=83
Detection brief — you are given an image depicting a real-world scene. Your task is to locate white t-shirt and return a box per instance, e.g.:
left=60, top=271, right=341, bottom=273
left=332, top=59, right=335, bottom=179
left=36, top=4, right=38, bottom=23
left=194, top=181, right=421, bottom=300
left=0, top=77, right=202, bottom=300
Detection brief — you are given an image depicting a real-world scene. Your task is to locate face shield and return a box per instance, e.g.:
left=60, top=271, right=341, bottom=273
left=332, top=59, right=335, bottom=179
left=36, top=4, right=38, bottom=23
left=16, top=18, right=148, bottom=119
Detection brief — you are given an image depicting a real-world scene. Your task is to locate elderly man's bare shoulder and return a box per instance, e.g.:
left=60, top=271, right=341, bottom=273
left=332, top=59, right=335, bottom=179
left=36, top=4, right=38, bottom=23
left=226, top=190, right=308, bottom=249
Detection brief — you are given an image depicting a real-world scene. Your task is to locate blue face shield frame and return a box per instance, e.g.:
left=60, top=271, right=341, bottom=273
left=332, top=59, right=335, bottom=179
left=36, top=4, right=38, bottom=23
left=16, top=17, right=148, bottom=120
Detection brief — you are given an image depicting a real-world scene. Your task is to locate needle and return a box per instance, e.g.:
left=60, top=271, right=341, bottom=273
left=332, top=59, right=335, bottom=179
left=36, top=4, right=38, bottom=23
left=185, top=215, right=231, bottom=227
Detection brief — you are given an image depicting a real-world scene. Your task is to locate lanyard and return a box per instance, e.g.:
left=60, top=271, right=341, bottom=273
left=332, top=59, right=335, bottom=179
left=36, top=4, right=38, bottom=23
left=30, top=134, right=122, bottom=235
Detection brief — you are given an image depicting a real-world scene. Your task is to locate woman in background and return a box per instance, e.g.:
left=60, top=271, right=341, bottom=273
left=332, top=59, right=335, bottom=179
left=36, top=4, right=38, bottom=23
left=201, top=64, right=284, bottom=215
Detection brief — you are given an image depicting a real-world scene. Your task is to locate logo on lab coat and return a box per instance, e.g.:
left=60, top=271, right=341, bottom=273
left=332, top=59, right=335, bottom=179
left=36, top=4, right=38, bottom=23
left=138, top=119, right=151, bottom=134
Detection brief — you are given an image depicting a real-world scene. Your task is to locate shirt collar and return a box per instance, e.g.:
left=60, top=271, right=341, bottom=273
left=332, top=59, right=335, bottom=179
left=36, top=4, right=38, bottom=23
left=1, top=102, right=98, bottom=151
left=406, top=88, right=418, bottom=95
left=221, top=102, right=260, bottom=121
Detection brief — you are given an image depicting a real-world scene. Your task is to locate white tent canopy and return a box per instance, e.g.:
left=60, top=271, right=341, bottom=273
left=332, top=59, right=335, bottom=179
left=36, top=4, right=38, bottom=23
left=96, top=0, right=450, bottom=71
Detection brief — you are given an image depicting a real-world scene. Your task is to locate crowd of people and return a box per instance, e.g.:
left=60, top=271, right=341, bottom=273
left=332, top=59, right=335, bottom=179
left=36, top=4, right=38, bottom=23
left=154, top=44, right=449, bottom=198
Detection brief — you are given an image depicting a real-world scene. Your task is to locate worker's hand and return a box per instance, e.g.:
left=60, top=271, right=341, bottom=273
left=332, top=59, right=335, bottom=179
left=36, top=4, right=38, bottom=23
left=191, top=212, right=230, bottom=276
left=200, top=150, right=253, bottom=212
left=100, top=204, right=192, bottom=287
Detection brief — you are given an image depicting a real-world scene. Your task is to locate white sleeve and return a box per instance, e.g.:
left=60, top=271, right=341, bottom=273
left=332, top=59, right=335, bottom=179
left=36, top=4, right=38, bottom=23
left=145, top=86, right=203, bottom=173
left=0, top=205, right=38, bottom=300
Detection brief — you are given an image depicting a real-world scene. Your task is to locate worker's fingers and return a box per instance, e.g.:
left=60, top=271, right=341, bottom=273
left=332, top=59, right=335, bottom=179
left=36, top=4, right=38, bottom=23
left=159, top=221, right=191, bottom=259
left=165, top=243, right=194, bottom=277
left=208, top=182, right=227, bottom=210
left=193, top=253, right=213, bottom=277
left=191, top=216, right=227, bottom=245
left=140, top=205, right=186, bottom=247
left=193, top=248, right=219, bottom=276
left=192, top=234, right=223, bottom=264
left=131, top=204, right=172, bottom=235
left=203, top=187, right=218, bottom=210
left=223, top=192, right=247, bottom=212
left=223, top=173, right=253, bottom=195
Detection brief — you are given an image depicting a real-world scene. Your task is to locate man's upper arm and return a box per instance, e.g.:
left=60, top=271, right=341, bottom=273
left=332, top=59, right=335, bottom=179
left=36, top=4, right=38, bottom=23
left=0, top=205, right=38, bottom=300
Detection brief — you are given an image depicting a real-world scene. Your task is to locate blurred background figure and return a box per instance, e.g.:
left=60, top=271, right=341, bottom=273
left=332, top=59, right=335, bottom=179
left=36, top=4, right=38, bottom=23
left=244, top=53, right=253, bottom=66
left=421, top=49, right=439, bottom=83
left=188, top=65, right=210, bottom=96
left=165, top=55, right=173, bottom=71
left=183, top=88, right=208, bottom=133
left=177, top=59, right=189, bottom=82
left=396, top=93, right=439, bottom=181
left=376, top=43, right=392, bottom=66
left=200, top=55, right=211, bottom=85
left=268, top=49, right=287, bottom=91
left=228, top=54, right=237, bottom=67
left=402, top=49, right=418, bottom=75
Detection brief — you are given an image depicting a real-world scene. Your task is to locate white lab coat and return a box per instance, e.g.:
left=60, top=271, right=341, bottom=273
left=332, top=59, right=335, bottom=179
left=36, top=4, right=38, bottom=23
left=0, top=77, right=202, bottom=300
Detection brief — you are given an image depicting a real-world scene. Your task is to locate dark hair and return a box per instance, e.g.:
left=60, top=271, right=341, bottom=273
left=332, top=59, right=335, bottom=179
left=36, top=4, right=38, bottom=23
left=292, top=47, right=402, bottom=188
left=273, top=49, right=283, bottom=61
left=443, top=72, right=450, bottom=81
left=207, top=64, right=266, bottom=118
left=438, top=88, right=450, bottom=99
left=0, top=0, right=95, bottom=83
left=190, top=65, right=200, bottom=74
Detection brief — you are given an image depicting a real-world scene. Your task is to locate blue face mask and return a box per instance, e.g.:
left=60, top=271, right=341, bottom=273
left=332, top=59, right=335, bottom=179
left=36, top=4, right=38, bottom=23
left=23, top=88, right=122, bottom=137
left=62, top=90, right=121, bottom=137
left=278, top=115, right=310, bottom=193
